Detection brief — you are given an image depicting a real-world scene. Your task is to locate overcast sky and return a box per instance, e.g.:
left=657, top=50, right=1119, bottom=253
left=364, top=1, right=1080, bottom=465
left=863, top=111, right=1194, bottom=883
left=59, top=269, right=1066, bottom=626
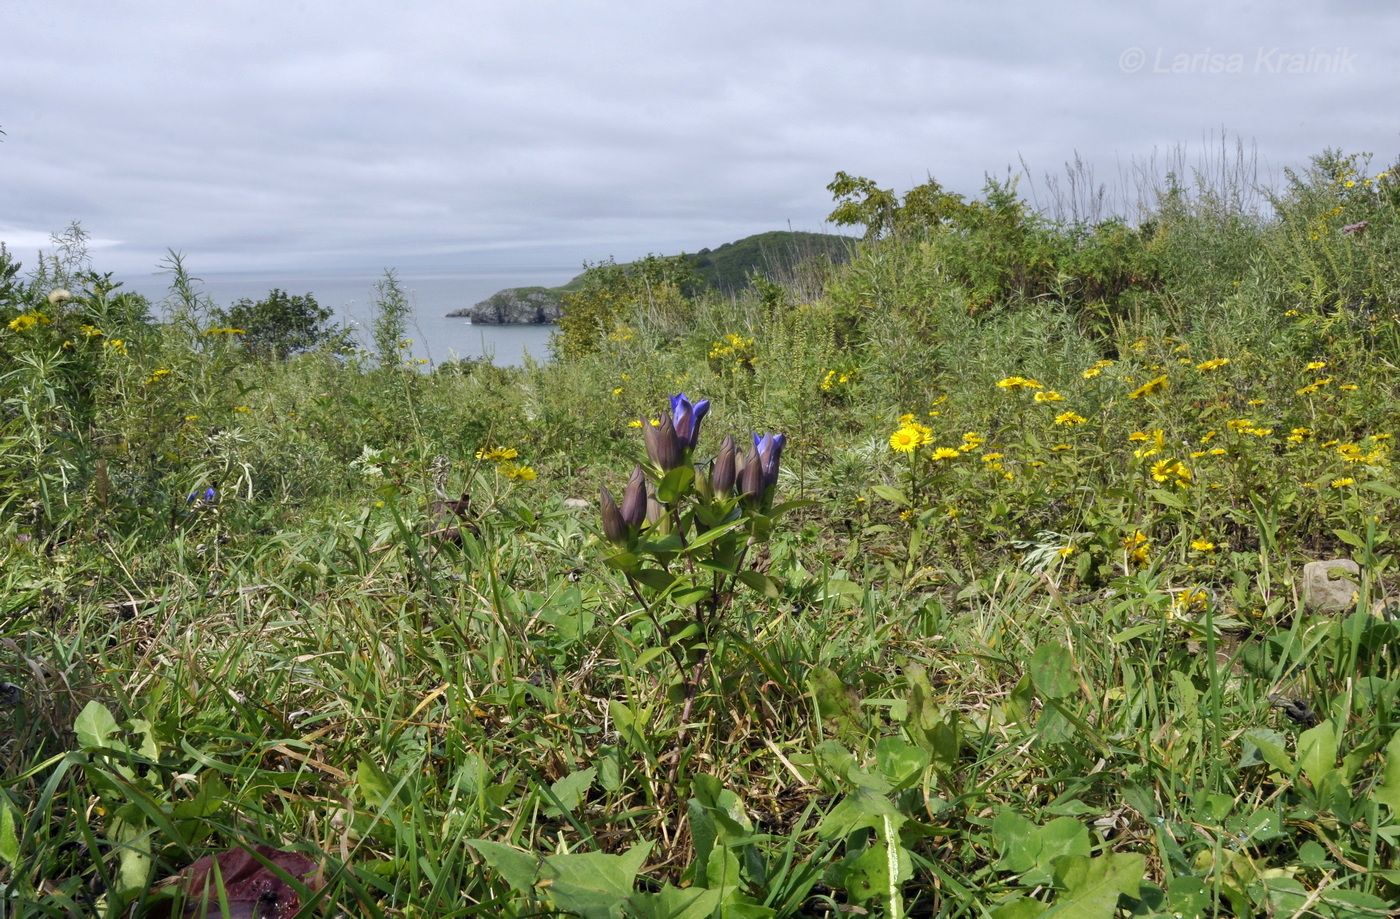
left=3, top=0, right=1397, bottom=279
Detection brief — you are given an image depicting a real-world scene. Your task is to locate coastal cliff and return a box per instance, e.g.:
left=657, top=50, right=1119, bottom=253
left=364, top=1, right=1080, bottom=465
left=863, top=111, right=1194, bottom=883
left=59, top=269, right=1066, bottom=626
left=447, top=287, right=563, bottom=324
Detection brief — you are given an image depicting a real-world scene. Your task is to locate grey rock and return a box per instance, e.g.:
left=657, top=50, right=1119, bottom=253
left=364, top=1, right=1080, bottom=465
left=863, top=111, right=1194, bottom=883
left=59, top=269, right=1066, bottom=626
left=447, top=287, right=563, bottom=324
left=1302, top=558, right=1360, bottom=612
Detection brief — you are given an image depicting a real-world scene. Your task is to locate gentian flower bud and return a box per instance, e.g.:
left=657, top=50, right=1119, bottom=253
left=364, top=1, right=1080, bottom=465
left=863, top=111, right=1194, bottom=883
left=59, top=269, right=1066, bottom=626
left=711, top=434, right=736, bottom=496
left=753, top=433, right=786, bottom=491
left=643, top=414, right=684, bottom=471
left=669, top=393, right=711, bottom=451
left=621, top=465, right=647, bottom=528
left=599, top=486, right=627, bottom=544
left=738, top=447, right=764, bottom=502
left=646, top=489, right=663, bottom=525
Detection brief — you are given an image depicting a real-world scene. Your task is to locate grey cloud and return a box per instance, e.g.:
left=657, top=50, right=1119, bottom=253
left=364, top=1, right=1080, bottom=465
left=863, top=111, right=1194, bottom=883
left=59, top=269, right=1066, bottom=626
left=2, top=0, right=1396, bottom=278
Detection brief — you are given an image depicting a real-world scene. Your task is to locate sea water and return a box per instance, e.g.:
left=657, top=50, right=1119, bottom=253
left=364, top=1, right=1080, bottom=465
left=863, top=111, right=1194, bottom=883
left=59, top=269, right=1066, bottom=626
left=118, top=268, right=579, bottom=367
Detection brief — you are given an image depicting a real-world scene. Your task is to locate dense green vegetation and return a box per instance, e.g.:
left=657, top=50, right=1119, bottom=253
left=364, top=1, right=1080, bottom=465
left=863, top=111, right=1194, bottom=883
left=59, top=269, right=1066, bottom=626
left=3, top=148, right=1400, bottom=917
left=556, top=230, right=854, bottom=295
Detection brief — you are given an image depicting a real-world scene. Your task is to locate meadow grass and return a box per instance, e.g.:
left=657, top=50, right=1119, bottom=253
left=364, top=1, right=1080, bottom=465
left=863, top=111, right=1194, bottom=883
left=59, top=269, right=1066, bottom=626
left=2, top=150, right=1400, bottom=916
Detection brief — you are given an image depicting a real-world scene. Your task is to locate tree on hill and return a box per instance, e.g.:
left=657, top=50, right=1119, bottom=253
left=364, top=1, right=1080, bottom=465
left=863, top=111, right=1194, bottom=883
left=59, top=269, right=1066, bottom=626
left=215, top=288, right=344, bottom=360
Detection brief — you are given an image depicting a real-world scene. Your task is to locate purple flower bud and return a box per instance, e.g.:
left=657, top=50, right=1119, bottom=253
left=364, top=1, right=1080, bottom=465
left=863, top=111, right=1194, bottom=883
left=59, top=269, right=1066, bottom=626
left=669, top=393, right=711, bottom=451
left=646, top=489, right=663, bottom=525
left=621, top=465, right=648, bottom=528
left=600, top=486, right=627, bottom=544
left=753, top=433, right=786, bottom=491
left=643, top=414, right=683, bottom=471
left=738, top=447, right=764, bottom=502
left=711, top=434, right=736, bottom=497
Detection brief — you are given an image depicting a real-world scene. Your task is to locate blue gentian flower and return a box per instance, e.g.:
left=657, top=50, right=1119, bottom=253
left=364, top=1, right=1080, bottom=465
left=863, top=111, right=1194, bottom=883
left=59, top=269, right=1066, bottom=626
left=668, top=393, right=711, bottom=451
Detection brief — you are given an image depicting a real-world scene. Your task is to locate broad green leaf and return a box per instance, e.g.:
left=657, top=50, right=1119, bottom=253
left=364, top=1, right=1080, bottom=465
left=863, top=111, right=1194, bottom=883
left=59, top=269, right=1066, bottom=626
left=546, top=767, right=596, bottom=816
left=0, top=801, right=18, bottom=867
left=629, top=884, right=724, bottom=919
left=736, top=569, right=780, bottom=598
left=74, top=701, right=120, bottom=750
left=1297, top=721, right=1338, bottom=788
left=991, top=897, right=1050, bottom=918
left=1239, top=728, right=1293, bottom=774
left=874, top=737, right=929, bottom=790
left=1375, top=731, right=1400, bottom=813
left=466, top=839, right=540, bottom=893
left=870, top=484, right=908, bottom=506
left=656, top=466, right=695, bottom=503
left=111, top=818, right=153, bottom=894
left=1030, top=643, right=1074, bottom=700
left=541, top=841, right=652, bottom=919
left=356, top=759, right=395, bottom=809
left=1047, top=852, right=1144, bottom=918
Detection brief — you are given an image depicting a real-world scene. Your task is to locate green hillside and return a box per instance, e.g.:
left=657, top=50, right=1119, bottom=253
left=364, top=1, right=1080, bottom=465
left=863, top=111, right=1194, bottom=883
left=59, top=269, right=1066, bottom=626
left=559, top=229, right=855, bottom=293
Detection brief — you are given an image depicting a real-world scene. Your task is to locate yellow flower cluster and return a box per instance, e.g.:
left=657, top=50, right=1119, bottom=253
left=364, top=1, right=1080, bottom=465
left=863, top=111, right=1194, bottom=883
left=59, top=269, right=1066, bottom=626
left=1123, top=531, right=1150, bottom=566
left=820, top=368, right=853, bottom=392
left=1081, top=359, right=1114, bottom=379
left=996, top=375, right=1043, bottom=390
left=1195, top=357, right=1229, bottom=372
left=145, top=368, right=172, bottom=385
left=7, top=312, right=51, bottom=332
left=476, top=446, right=519, bottom=462
left=1128, top=375, right=1168, bottom=399
left=1149, top=458, right=1192, bottom=488
left=475, top=444, right=536, bottom=481
left=708, top=332, right=755, bottom=361
left=1054, top=411, right=1086, bottom=426
left=889, top=422, right=932, bottom=453
left=1033, top=390, right=1064, bottom=403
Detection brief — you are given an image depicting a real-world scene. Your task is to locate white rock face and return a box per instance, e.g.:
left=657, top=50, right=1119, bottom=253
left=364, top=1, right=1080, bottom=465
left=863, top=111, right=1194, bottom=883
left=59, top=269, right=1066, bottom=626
left=1302, top=559, right=1360, bottom=612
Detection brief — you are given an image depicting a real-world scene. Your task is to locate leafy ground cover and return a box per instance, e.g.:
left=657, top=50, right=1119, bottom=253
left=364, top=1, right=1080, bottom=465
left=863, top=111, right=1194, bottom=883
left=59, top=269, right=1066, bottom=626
left=2, top=149, right=1400, bottom=916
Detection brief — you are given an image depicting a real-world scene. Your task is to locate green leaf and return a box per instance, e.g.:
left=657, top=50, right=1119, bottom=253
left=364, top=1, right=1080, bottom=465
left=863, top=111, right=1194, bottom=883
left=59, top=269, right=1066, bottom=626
left=467, top=839, right=540, bottom=893
left=1046, top=853, right=1144, bottom=918
left=874, top=737, right=929, bottom=791
left=546, top=767, right=596, bottom=816
left=0, top=800, right=18, bottom=867
left=991, top=897, right=1050, bottom=918
left=74, top=701, right=120, bottom=750
left=1333, top=529, right=1366, bottom=549
left=736, top=570, right=780, bottom=598
left=993, top=811, right=1091, bottom=884
left=1374, top=731, right=1400, bottom=813
left=356, top=759, right=396, bottom=810
left=1297, top=721, right=1338, bottom=788
left=629, top=884, right=725, bottom=919
left=870, top=484, right=908, bottom=506
left=541, top=841, right=652, bottom=919
left=1239, top=728, right=1293, bottom=773
left=1030, top=643, right=1075, bottom=700
left=657, top=466, right=695, bottom=503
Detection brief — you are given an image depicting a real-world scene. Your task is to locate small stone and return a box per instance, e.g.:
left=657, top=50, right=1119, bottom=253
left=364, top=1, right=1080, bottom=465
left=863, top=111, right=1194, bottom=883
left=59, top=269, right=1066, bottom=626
left=1302, top=559, right=1360, bottom=612
left=562, top=497, right=590, bottom=510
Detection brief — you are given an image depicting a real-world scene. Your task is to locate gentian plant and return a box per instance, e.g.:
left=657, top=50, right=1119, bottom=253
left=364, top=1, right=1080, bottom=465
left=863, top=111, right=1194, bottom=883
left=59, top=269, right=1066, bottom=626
left=600, top=394, right=800, bottom=719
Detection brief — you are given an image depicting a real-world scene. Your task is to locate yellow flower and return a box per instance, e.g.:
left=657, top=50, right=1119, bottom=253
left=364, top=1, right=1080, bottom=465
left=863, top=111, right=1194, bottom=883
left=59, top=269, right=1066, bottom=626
left=1129, top=338, right=1148, bottom=354
left=982, top=452, right=1004, bottom=463
left=1123, top=531, right=1150, bottom=565
left=6, top=312, right=50, bottom=332
left=889, top=425, right=925, bottom=454
left=930, top=446, right=960, bottom=461
left=1246, top=398, right=1265, bottom=407
left=80, top=324, right=103, bottom=338
left=1128, top=375, right=1168, bottom=399
left=1057, top=545, right=1075, bottom=559
left=1208, top=447, right=1226, bottom=456
left=504, top=464, right=537, bottom=482
left=898, top=413, right=915, bottom=425
left=945, top=506, right=960, bottom=519
left=1330, top=477, right=1355, bottom=489
left=1173, top=589, right=1209, bottom=617
left=1051, top=444, right=1072, bottom=452
left=959, top=431, right=985, bottom=452
left=611, top=387, right=624, bottom=396
left=627, top=419, right=643, bottom=429
left=1053, top=411, right=1086, bottom=426
left=1131, top=429, right=1166, bottom=459
left=104, top=338, right=128, bottom=354
left=1304, top=360, right=1327, bottom=372
left=233, top=405, right=251, bottom=414
left=1195, top=357, right=1230, bottom=372
left=475, top=446, right=519, bottom=462
left=144, top=368, right=172, bottom=385
left=995, top=376, right=1042, bottom=390
left=1033, top=390, right=1064, bottom=403
left=1191, top=539, right=1216, bottom=552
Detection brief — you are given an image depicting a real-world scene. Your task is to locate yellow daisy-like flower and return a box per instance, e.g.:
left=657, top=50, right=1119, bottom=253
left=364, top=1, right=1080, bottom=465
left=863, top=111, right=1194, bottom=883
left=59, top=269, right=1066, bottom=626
left=504, top=464, right=537, bottom=482
left=1128, top=375, right=1168, bottom=399
left=959, top=431, right=986, bottom=452
left=627, top=419, right=643, bottom=429
left=1123, top=530, right=1150, bottom=565
left=1330, top=477, right=1355, bottom=489
left=611, top=387, right=624, bottom=396
left=104, top=338, right=128, bottom=354
left=475, top=446, right=520, bottom=462
left=1191, top=539, right=1216, bottom=552
left=7, top=312, right=51, bottom=332
left=1057, top=545, right=1075, bottom=559
left=1053, top=411, right=1086, bottom=426
left=1195, top=357, right=1230, bottom=372
left=1173, top=589, right=1209, bottom=617
left=889, top=426, right=924, bottom=454
left=897, top=412, right=915, bottom=425
left=995, top=376, right=1043, bottom=390
left=930, top=446, right=960, bottom=461
left=233, top=405, right=251, bottom=414
left=145, top=368, right=172, bottom=385
left=1033, top=390, right=1064, bottom=403
left=981, top=452, right=1004, bottom=463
